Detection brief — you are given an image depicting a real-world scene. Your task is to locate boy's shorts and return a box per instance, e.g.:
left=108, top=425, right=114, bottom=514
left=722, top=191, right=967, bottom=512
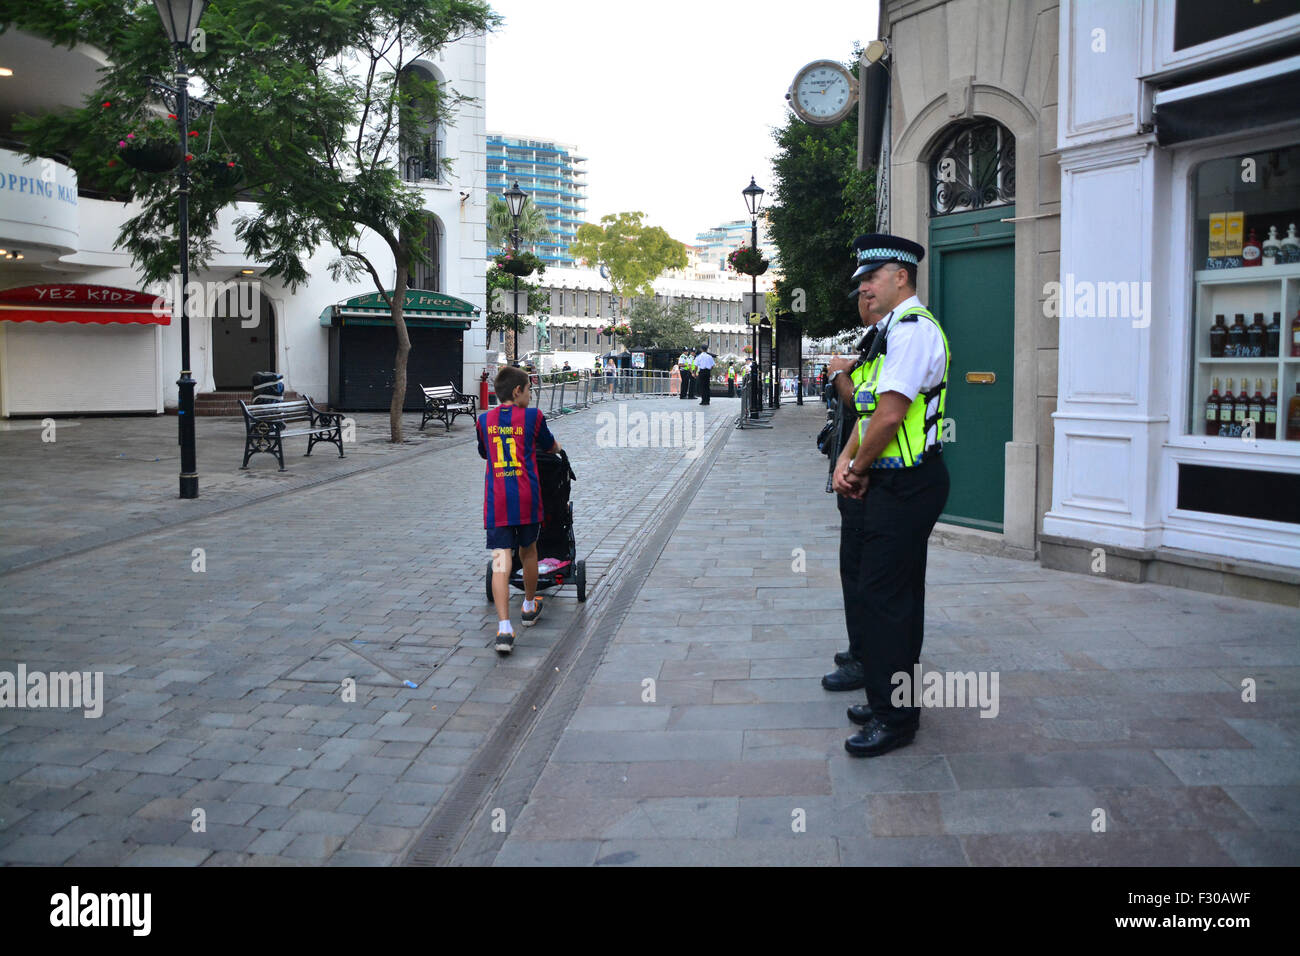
left=486, top=523, right=540, bottom=551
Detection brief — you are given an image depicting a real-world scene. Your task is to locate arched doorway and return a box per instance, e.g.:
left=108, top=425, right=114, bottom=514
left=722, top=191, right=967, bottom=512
left=212, top=289, right=275, bottom=389
left=927, top=119, right=1016, bottom=532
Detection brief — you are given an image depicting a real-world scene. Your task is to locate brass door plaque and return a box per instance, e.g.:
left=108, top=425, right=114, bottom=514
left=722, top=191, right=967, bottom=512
left=965, top=371, right=996, bottom=384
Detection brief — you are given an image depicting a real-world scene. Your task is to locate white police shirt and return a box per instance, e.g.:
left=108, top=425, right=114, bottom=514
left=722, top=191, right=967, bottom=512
left=875, top=294, right=946, bottom=403
left=695, top=352, right=716, bottom=370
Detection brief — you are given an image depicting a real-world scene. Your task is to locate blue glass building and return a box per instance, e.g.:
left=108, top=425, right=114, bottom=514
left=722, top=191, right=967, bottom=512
left=486, top=134, right=588, bottom=266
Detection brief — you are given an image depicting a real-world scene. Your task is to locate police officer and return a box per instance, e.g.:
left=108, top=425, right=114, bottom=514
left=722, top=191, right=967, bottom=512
left=678, top=349, right=692, bottom=400
left=826, top=233, right=950, bottom=758
left=695, top=347, right=714, bottom=405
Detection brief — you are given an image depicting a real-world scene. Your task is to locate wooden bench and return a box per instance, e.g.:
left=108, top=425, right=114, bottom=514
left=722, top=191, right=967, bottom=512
left=239, top=397, right=345, bottom=471
left=419, top=383, right=477, bottom=432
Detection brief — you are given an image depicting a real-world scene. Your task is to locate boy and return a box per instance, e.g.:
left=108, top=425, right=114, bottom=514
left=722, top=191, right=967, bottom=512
left=477, top=366, right=562, bottom=654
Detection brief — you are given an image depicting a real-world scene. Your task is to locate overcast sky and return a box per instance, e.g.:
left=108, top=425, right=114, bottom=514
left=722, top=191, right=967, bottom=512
left=484, top=0, right=880, bottom=245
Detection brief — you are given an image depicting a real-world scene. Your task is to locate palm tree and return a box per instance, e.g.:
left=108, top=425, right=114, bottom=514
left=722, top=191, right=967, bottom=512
left=487, top=195, right=550, bottom=254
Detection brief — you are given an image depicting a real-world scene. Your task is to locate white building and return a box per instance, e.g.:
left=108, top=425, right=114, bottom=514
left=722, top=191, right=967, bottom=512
left=873, top=0, right=1300, bottom=603
left=0, top=25, right=487, bottom=417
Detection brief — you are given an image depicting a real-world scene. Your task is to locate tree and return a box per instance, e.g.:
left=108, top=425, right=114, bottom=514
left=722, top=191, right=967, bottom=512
left=623, top=297, right=697, bottom=350
left=569, top=212, right=687, bottom=305
left=10, top=0, right=499, bottom=443
left=486, top=194, right=549, bottom=252
left=486, top=265, right=548, bottom=360
left=765, top=48, right=876, bottom=340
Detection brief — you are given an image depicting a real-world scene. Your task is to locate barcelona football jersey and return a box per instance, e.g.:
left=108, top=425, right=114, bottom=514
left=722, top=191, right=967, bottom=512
left=477, top=404, right=556, bottom=528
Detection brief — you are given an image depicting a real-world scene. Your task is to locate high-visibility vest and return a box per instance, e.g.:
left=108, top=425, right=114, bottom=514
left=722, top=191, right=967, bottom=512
left=850, top=305, right=950, bottom=469
left=726, top=367, right=735, bottom=382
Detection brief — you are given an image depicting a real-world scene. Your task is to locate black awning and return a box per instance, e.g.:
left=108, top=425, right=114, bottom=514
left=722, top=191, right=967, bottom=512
left=1155, top=55, right=1300, bottom=146
left=858, top=59, right=889, bottom=169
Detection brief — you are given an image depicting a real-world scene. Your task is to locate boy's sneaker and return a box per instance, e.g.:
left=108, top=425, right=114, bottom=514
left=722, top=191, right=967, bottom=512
left=494, top=629, right=515, bottom=654
left=521, top=597, right=545, bottom=627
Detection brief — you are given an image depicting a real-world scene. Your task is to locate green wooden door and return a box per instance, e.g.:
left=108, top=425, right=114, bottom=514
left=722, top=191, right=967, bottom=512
left=928, top=207, right=1015, bottom=531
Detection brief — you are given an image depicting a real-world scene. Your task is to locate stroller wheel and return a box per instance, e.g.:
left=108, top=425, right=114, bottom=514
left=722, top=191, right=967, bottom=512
left=575, top=559, right=587, bottom=602
left=485, top=560, right=495, bottom=604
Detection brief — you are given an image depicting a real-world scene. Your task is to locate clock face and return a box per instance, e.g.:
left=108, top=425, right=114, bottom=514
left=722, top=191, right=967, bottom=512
left=789, top=60, right=857, bottom=126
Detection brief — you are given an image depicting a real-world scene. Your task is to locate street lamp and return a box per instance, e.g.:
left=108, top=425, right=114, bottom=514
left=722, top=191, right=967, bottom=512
left=153, top=0, right=208, bottom=499
left=503, top=182, right=527, bottom=366
left=742, top=176, right=764, bottom=417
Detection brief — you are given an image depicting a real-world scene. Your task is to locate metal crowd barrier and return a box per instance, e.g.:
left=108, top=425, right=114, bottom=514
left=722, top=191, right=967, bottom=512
left=520, top=368, right=680, bottom=418
left=735, top=375, right=773, bottom=429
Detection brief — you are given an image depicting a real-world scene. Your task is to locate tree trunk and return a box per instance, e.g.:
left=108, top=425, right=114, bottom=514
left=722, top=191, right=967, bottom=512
left=389, top=256, right=411, bottom=443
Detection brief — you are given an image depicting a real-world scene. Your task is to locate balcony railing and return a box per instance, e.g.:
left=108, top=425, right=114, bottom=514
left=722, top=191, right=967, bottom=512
left=402, top=139, right=444, bottom=184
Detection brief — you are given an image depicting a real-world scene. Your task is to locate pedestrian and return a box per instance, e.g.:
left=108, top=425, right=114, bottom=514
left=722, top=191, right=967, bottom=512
left=695, top=347, right=715, bottom=405
left=825, top=233, right=950, bottom=759
left=477, top=365, right=563, bottom=655
left=726, top=363, right=736, bottom=397
left=604, top=357, right=616, bottom=395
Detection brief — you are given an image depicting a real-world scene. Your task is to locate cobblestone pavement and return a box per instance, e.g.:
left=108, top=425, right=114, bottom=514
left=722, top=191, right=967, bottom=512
left=486, top=403, right=1300, bottom=867
left=2, top=397, right=1297, bottom=866
left=0, top=394, right=733, bottom=865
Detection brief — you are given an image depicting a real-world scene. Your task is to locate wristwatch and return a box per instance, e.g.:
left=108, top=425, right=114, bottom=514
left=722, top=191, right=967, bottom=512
left=828, top=368, right=846, bottom=383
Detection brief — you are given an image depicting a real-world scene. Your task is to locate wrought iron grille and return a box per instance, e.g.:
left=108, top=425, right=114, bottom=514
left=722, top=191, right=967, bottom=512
left=930, top=120, right=1015, bottom=215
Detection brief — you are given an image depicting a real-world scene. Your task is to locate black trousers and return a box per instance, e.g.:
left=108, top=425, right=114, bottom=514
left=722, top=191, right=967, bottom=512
left=680, top=372, right=692, bottom=399
left=698, top=368, right=711, bottom=404
left=841, top=454, right=949, bottom=728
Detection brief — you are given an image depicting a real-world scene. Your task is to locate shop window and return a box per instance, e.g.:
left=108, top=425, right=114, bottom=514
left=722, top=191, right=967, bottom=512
left=1188, top=144, right=1300, bottom=444
left=930, top=120, right=1015, bottom=216
left=1173, top=0, right=1300, bottom=51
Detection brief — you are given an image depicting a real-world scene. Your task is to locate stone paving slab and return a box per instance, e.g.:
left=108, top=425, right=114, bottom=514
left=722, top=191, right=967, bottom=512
left=492, top=401, right=1300, bottom=866
left=0, top=395, right=737, bottom=865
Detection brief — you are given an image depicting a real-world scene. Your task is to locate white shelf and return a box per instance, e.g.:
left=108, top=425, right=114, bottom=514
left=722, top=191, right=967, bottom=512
left=1194, top=261, right=1300, bottom=283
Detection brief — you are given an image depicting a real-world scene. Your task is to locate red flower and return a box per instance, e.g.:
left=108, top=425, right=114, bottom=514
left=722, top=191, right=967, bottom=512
left=101, top=101, right=112, bottom=108
left=227, top=161, right=235, bottom=167
left=185, top=153, right=194, bottom=162
left=188, top=130, right=198, bottom=137
left=168, top=113, right=177, bottom=120
left=107, top=159, right=117, bottom=166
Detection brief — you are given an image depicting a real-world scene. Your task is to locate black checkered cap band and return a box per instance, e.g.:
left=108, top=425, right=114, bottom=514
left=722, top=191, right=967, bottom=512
left=856, top=247, right=919, bottom=265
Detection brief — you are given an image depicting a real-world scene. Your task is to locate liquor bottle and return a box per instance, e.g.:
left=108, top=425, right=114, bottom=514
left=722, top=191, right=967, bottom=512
left=1248, top=379, right=1264, bottom=436
left=1288, top=383, right=1300, bottom=441
left=1209, top=314, right=1227, bottom=357
left=1248, top=313, right=1265, bottom=357
left=1263, top=225, right=1281, bottom=264
left=1265, top=312, right=1280, bottom=358
left=1205, top=377, right=1222, bottom=437
left=1220, top=377, right=1236, bottom=436
left=1228, top=313, right=1247, bottom=357
left=1242, top=228, right=1262, bottom=267
left=1292, top=309, right=1300, bottom=357
left=1263, top=378, right=1278, bottom=440
left=1283, top=223, right=1300, bottom=264
left=1236, top=378, right=1250, bottom=434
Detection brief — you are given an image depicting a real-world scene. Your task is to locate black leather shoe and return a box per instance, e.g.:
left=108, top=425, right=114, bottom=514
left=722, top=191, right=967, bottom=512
left=821, top=660, right=867, bottom=692
left=833, top=650, right=853, bottom=667
left=844, top=719, right=916, bottom=758
left=847, top=705, right=919, bottom=729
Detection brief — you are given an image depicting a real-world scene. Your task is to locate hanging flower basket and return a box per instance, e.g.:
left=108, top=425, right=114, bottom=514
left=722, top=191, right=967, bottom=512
left=727, top=244, right=769, bottom=276
left=116, top=113, right=184, bottom=173
left=599, top=323, right=631, bottom=337
left=120, top=138, right=184, bottom=172
left=494, top=251, right=544, bottom=277
left=742, top=345, right=753, bottom=354
left=198, top=156, right=243, bottom=188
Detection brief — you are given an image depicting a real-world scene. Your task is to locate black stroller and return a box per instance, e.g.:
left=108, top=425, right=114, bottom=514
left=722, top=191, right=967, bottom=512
left=484, top=448, right=587, bottom=604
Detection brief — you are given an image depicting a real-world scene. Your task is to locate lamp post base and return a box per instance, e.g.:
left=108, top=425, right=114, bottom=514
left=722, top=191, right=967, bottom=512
left=177, top=372, right=198, bottom=499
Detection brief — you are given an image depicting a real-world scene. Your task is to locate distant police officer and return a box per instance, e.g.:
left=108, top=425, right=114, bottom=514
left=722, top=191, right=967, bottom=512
left=695, top=347, right=715, bottom=405
left=826, top=233, right=950, bottom=758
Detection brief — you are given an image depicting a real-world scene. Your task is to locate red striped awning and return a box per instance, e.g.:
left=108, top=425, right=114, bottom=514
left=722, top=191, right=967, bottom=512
left=0, top=284, right=170, bottom=325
